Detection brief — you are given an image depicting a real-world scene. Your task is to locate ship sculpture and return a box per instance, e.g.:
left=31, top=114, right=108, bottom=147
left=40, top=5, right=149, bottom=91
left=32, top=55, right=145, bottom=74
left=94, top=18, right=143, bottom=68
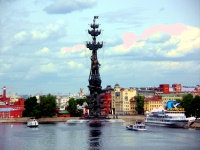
left=84, top=16, right=107, bottom=119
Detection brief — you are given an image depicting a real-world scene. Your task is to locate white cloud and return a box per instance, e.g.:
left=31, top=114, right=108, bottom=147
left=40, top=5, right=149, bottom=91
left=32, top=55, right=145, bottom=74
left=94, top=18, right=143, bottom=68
left=1, top=45, right=12, bottom=52
left=11, top=20, right=67, bottom=45
left=25, top=66, right=41, bottom=80
left=58, top=45, right=86, bottom=58
left=165, top=26, right=200, bottom=57
left=44, top=0, right=97, bottom=14
left=40, top=63, right=56, bottom=73
left=31, top=30, right=48, bottom=40
left=108, top=25, right=200, bottom=59
left=147, top=32, right=171, bottom=43
left=46, top=21, right=65, bottom=31
left=0, top=62, right=11, bottom=71
left=68, top=61, right=83, bottom=68
left=36, top=47, right=50, bottom=55
left=14, top=31, right=28, bottom=44
left=14, top=31, right=27, bottom=39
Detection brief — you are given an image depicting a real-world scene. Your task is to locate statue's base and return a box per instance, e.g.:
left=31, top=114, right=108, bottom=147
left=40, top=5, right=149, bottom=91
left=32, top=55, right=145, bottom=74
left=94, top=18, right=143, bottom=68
left=83, top=115, right=108, bottom=119
left=89, top=120, right=102, bottom=127
left=66, top=118, right=125, bottom=127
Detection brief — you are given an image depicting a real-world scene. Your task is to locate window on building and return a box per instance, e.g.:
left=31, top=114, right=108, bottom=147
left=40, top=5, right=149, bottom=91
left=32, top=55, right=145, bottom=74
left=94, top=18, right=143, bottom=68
left=125, top=96, right=128, bottom=101
left=115, top=92, right=120, bottom=97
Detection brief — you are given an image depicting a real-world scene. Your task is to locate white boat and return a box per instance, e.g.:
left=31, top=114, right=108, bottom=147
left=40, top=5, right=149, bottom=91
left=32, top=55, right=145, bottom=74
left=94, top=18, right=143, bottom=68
left=186, top=117, right=196, bottom=122
left=27, top=118, right=39, bottom=127
left=145, top=108, right=188, bottom=128
left=126, top=121, right=147, bottom=131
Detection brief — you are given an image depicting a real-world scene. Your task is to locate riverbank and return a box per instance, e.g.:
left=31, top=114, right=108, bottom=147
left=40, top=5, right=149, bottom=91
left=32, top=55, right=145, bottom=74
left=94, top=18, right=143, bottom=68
left=1, top=115, right=200, bottom=129
left=186, top=119, right=200, bottom=130
left=0, top=117, right=78, bottom=123
left=0, top=115, right=145, bottom=123
left=111, top=114, right=145, bottom=122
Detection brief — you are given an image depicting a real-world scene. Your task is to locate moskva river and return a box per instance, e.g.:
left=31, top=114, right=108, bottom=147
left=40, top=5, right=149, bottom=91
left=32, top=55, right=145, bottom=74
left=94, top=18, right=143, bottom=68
left=0, top=121, right=199, bottom=150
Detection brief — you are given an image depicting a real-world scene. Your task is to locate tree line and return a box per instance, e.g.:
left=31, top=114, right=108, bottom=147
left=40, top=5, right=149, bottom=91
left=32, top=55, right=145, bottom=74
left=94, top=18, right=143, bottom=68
left=22, top=94, right=87, bottom=118
left=177, top=94, right=200, bottom=117
left=23, top=94, right=57, bottom=118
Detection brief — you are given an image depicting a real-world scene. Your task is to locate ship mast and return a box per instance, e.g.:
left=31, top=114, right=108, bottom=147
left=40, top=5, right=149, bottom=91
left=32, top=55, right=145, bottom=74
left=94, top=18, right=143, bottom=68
left=85, top=16, right=106, bottom=119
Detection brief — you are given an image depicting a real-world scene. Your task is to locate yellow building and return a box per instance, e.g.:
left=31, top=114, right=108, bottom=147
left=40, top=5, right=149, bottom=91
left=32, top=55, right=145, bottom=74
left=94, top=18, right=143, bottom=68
left=158, top=93, right=183, bottom=107
left=111, top=84, right=137, bottom=115
left=144, top=94, right=184, bottom=114
left=130, top=97, right=137, bottom=114
left=129, top=95, right=163, bottom=114
left=144, top=96, right=163, bottom=113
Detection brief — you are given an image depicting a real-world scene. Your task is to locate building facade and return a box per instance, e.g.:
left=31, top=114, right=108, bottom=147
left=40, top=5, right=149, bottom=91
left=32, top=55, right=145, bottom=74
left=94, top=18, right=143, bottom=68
left=100, top=85, right=113, bottom=115
left=112, top=84, right=137, bottom=115
left=56, top=96, right=69, bottom=110
left=158, top=93, right=183, bottom=107
left=144, top=95, right=163, bottom=113
left=0, top=87, right=25, bottom=118
left=172, top=84, right=182, bottom=93
left=158, top=84, right=170, bottom=94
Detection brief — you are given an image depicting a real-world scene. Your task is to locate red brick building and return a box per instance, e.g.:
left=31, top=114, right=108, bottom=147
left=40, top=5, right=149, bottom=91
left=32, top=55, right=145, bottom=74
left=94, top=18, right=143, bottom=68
left=100, top=92, right=112, bottom=115
left=101, top=85, right=113, bottom=115
left=172, top=84, right=182, bottom=92
left=0, top=87, right=25, bottom=118
left=195, top=87, right=200, bottom=93
left=158, top=84, right=170, bottom=94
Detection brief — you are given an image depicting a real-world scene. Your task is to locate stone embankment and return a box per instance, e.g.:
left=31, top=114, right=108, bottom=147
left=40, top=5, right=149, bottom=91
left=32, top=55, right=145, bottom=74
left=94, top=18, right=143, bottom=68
left=0, top=115, right=145, bottom=123
left=185, top=119, right=200, bottom=129
left=110, top=114, right=145, bottom=122
left=0, top=117, right=78, bottom=123
left=1, top=115, right=200, bottom=129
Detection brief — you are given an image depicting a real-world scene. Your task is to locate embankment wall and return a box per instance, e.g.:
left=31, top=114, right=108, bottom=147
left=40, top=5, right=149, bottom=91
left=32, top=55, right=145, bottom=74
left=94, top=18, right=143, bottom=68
left=1, top=115, right=200, bottom=129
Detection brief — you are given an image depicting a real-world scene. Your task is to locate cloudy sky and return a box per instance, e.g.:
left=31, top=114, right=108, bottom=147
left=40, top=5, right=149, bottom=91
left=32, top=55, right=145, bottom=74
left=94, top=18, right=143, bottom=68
left=0, top=0, right=200, bottom=95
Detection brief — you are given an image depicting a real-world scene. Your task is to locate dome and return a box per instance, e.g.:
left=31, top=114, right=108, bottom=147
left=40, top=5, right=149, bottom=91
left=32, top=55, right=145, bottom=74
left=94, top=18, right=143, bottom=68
left=114, top=83, right=120, bottom=87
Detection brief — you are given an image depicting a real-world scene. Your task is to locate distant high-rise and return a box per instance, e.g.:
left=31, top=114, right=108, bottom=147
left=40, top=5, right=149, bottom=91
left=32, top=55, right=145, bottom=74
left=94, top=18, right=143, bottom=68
left=159, top=84, right=170, bottom=94
left=172, top=84, right=182, bottom=92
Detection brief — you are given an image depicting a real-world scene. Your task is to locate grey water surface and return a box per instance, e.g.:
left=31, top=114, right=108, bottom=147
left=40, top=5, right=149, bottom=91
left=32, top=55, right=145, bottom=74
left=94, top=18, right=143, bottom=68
left=0, top=122, right=199, bottom=150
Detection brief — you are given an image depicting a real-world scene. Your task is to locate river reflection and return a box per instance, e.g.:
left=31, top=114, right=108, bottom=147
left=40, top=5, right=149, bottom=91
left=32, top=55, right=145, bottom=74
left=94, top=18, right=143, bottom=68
left=88, top=129, right=102, bottom=149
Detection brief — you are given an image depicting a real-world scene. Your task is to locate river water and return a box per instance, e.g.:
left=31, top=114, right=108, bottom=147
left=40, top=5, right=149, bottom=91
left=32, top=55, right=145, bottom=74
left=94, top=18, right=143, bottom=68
left=0, top=121, right=199, bottom=150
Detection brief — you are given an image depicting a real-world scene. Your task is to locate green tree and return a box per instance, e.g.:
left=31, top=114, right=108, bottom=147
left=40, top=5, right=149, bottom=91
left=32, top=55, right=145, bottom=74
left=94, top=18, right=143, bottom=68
left=76, top=97, right=87, bottom=106
left=67, top=98, right=78, bottom=117
left=180, top=94, right=193, bottom=117
left=23, top=96, right=39, bottom=117
left=32, top=105, right=42, bottom=118
left=40, top=94, right=57, bottom=117
left=135, top=95, right=145, bottom=114
left=191, top=95, right=200, bottom=117
left=173, top=94, right=200, bottom=118
left=23, top=94, right=57, bottom=118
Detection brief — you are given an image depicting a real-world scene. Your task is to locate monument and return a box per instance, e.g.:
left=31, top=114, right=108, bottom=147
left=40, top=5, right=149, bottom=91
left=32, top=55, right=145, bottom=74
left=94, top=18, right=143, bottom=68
left=66, top=17, right=125, bottom=126
left=84, top=16, right=107, bottom=120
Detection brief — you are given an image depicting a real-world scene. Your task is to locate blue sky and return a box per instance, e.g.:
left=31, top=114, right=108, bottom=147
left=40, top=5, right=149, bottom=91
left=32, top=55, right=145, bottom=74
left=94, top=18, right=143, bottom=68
left=0, top=0, right=200, bottom=95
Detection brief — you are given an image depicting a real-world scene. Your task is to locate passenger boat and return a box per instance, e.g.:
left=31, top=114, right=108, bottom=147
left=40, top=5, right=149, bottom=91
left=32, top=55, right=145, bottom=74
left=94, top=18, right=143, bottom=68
left=27, top=118, right=39, bottom=127
left=145, top=108, right=188, bottom=128
left=126, top=121, right=147, bottom=131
